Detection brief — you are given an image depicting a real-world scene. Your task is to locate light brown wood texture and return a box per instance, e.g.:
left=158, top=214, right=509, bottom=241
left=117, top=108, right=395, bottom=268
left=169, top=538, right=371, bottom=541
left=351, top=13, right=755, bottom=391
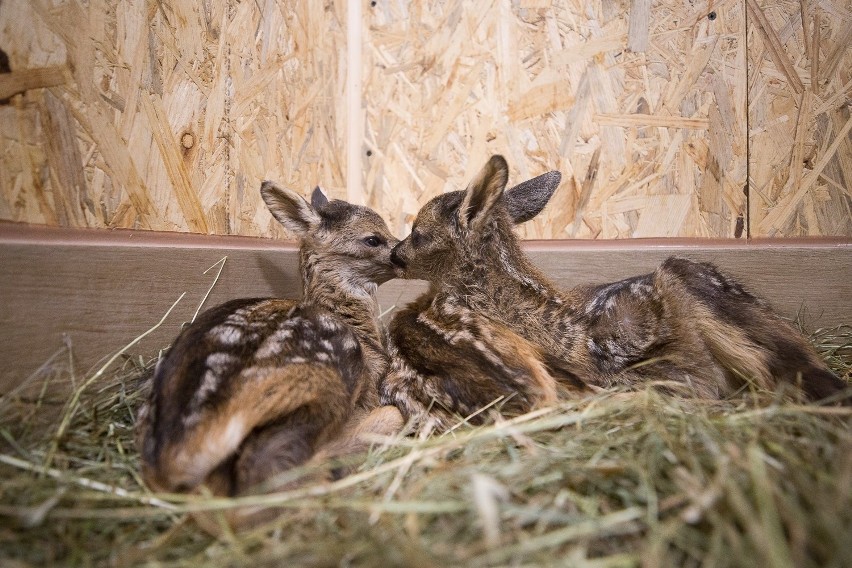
left=1, top=224, right=849, bottom=394
left=0, top=65, right=69, bottom=100
left=0, top=0, right=346, bottom=239
left=363, top=0, right=748, bottom=239
left=0, top=1, right=848, bottom=238
left=747, top=0, right=852, bottom=237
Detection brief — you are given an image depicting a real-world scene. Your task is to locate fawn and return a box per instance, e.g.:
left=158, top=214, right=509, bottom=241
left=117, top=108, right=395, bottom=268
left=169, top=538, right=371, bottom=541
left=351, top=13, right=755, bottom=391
left=382, top=155, right=847, bottom=429
left=136, top=183, right=403, bottom=498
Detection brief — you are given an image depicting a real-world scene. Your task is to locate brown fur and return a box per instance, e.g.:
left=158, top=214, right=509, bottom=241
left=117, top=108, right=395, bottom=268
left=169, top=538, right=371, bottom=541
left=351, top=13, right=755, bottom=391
left=381, top=156, right=848, bottom=428
left=384, top=293, right=565, bottom=430
left=136, top=184, right=404, bottom=504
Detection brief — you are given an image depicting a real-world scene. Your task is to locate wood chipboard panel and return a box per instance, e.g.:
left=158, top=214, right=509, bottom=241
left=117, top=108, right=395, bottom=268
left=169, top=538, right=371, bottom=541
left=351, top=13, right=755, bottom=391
left=0, top=1, right=849, bottom=239
left=747, top=0, right=852, bottom=237
left=363, top=0, right=748, bottom=239
left=0, top=0, right=346, bottom=238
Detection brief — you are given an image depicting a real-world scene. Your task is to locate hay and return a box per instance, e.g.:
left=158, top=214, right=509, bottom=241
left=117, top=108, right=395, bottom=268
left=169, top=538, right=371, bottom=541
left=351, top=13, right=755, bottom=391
left=0, top=325, right=850, bottom=567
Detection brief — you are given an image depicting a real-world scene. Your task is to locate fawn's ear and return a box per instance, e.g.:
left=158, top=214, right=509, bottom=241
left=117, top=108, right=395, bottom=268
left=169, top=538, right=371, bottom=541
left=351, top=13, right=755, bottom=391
left=310, top=186, right=329, bottom=209
left=459, top=155, right=510, bottom=232
left=502, top=170, right=562, bottom=224
left=260, top=181, right=321, bottom=236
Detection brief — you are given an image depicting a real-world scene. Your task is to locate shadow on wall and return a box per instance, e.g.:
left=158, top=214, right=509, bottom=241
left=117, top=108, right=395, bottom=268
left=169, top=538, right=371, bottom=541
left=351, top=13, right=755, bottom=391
left=256, top=252, right=303, bottom=300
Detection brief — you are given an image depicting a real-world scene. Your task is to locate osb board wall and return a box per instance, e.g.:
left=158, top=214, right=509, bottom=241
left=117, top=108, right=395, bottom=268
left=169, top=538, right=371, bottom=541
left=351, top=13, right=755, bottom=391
left=747, top=0, right=852, bottom=237
left=365, top=0, right=747, bottom=239
left=0, top=0, right=346, bottom=239
left=0, top=0, right=848, bottom=240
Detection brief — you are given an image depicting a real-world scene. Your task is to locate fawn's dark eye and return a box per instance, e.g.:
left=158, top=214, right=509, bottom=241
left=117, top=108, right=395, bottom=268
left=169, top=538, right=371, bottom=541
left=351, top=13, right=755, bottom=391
left=363, top=235, right=383, bottom=247
left=410, top=229, right=422, bottom=247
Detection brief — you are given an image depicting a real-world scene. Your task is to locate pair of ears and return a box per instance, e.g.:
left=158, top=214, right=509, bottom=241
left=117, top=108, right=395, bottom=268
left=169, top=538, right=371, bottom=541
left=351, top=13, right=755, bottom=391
left=261, top=154, right=562, bottom=236
left=460, top=155, right=561, bottom=231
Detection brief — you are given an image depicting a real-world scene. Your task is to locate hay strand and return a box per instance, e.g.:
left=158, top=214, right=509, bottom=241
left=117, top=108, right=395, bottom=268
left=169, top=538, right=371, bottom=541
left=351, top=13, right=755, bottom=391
left=43, top=292, right=186, bottom=470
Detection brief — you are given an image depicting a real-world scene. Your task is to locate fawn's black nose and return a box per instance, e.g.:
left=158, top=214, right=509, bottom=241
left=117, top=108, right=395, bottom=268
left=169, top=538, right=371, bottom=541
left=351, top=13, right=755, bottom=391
left=390, top=246, right=406, bottom=269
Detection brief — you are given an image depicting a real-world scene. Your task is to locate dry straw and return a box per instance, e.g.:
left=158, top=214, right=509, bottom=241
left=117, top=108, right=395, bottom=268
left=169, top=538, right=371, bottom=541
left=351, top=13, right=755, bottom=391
left=0, top=313, right=849, bottom=566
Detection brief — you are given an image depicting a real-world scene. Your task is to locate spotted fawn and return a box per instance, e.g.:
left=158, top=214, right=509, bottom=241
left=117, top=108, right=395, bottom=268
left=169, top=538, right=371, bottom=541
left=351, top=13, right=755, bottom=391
left=136, top=183, right=403, bottom=498
left=382, top=155, right=847, bottom=429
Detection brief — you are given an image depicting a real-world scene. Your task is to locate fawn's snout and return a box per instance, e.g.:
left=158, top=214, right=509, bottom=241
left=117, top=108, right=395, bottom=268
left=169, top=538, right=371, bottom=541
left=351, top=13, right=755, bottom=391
left=390, top=243, right=407, bottom=270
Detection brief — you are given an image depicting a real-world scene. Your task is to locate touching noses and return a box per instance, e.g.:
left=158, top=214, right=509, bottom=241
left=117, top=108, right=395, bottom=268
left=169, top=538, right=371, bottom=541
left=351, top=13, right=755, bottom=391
left=390, top=242, right=407, bottom=269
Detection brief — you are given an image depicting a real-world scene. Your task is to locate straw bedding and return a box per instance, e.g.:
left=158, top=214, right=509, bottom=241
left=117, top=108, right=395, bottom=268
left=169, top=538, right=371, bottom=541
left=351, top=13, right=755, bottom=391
left=0, top=321, right=849, bottom=567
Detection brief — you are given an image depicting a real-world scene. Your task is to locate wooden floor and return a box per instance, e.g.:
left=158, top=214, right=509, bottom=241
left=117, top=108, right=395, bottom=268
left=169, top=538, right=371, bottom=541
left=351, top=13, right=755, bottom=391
left=1, top=223, right=850, bottom=393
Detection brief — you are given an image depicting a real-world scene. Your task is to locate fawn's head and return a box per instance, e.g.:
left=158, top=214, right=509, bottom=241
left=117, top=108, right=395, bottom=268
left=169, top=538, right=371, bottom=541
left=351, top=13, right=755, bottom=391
left=390, top=155, right=561, bottom=282
left=261, top=182, right=400, bottom=287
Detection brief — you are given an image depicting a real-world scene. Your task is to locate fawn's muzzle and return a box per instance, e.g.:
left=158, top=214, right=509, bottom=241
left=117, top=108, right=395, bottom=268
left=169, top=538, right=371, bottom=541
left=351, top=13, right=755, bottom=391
left=390, top=245, right=407, bottom=269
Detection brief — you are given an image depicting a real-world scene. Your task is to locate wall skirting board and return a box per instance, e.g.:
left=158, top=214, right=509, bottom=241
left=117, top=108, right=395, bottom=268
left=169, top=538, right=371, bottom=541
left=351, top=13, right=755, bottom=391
left=1, top=223, right=850, bottom=393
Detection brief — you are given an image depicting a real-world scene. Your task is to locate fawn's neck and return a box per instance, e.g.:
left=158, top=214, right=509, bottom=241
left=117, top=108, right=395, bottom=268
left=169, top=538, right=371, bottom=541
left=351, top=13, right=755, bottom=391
left=301, top=253, right=387, bottom=410
left=301, top=261, right=384, bottom=351
left=449, top=238, right=580, bottom=358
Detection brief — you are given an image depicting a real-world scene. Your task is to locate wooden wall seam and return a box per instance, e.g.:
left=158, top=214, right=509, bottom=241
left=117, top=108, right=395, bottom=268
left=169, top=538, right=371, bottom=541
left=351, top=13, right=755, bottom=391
left=347, top=0, right=364, bottom=206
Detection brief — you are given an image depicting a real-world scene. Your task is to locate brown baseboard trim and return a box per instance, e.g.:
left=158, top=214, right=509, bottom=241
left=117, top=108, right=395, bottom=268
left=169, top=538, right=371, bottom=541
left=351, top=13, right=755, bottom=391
left=3, top=221, right=849, bottom=248
left=1, top=223, right=849, bottom=393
